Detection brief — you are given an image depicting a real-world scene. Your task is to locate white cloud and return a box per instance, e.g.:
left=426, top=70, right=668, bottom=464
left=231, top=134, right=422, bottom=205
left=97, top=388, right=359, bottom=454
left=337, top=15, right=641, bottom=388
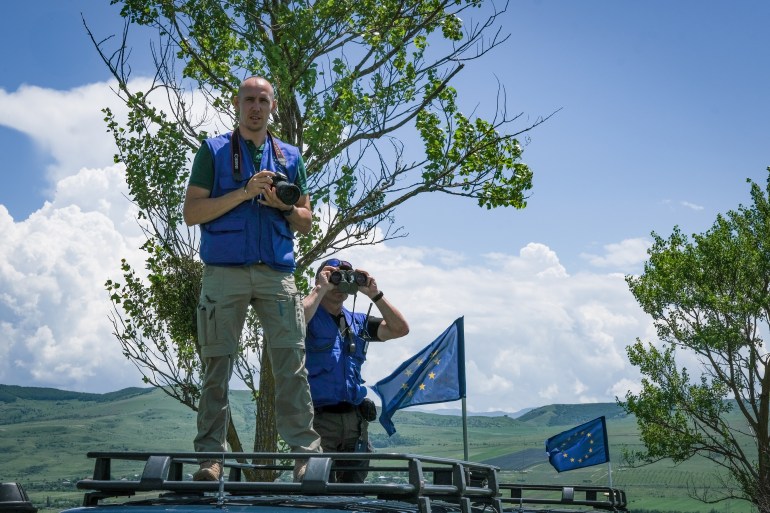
left=343, top=242, right=651, bottom=412
left=0, top=163, right=147, bottom=390
left=0, top=79, right=158, bottom=391
left=608, top=378, right=642, bottom=401
left=681, top=201, right=704, bottom=211
left=539, top=383, right=559, bottom=401
left=0, top=82, right=131, bottom=186
left=580, top=238, right=651, bottom=269
left=0, top=78, right=221, bottom=192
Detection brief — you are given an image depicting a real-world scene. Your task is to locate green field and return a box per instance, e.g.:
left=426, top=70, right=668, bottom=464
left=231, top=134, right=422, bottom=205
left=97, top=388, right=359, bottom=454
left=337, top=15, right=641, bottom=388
left=0, top=385, right=753, bottom=513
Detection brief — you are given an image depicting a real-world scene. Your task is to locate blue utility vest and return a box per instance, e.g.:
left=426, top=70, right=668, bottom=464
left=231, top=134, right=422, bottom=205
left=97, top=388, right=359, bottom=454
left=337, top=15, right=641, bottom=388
left=199, top=131, right=300, bottom=271
left=306, top=308, right=370, bottom=407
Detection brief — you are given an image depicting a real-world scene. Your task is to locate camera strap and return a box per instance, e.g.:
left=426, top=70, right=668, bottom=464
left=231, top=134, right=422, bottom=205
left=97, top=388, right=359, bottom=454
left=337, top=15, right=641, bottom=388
left=230, top=129, right=288, bottom=182
left=361, top=303, right=373, bottom=356
left=267, top=130, right=287, bottom=169
left=230, top=127, right=244, bottom=182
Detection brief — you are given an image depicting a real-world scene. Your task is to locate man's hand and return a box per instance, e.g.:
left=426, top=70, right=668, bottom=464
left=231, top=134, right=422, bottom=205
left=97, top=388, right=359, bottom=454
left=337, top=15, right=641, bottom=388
left=357, top=270, right=379, bottom=299
left=357, top=269, right=409, bottom=340
left=247, top=170, right=281, bottom=205
left=246, top=169, right=312, bottom=234
left=316, top=266, right=338, bottom=295
left=302, top=265, right=341, bottom=322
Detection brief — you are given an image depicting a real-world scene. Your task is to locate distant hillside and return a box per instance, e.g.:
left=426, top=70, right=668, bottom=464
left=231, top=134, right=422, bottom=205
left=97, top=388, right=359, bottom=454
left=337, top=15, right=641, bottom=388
left=0, top=383, right=625, bottom=431
left=422, top=407, right=533, bottom=418
left=0, top=384, right=152, bottom=404
left=516, top=402, right=627, bottom=427
left=385, top=409, right=521, bottom=429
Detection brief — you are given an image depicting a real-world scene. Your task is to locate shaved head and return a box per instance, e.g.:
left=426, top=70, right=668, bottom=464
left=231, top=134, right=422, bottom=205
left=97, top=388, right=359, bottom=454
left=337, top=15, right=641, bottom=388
left=238, top=76, right=274, bottom=98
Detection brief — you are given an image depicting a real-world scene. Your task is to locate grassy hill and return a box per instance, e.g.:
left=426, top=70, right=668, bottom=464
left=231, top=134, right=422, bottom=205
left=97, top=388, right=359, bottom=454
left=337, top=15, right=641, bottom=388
left=0, top=385, right=752, bottom=513
left=516, top=402, right=628, bottom=426
left=0, top=385, right=151, bottom=404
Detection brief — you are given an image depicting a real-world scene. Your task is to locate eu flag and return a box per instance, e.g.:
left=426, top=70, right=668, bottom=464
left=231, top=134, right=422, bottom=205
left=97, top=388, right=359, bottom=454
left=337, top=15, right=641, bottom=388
left=545, top=416, right=609, bottom=472
left=371, top=317, right=466, bottom=436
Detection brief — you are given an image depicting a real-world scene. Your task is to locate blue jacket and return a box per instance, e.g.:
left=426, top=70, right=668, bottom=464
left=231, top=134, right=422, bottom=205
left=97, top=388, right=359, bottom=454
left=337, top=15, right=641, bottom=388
left=199, top=131, right=299, bottom=271
left=306, top=308, right=370, bottom=407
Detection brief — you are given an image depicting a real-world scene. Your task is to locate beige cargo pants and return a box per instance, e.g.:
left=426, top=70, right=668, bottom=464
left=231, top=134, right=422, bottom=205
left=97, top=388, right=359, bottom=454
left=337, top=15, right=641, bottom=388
left=194, top=264, right=321, bottom=455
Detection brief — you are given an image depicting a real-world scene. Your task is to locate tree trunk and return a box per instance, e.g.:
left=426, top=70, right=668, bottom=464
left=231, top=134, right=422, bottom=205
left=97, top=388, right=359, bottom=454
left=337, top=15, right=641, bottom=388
left=252, top=349, right=279, bottom=481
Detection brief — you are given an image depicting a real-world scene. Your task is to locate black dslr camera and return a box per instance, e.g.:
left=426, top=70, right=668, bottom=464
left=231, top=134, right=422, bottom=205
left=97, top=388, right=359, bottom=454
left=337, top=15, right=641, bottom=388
left=271, top=171, right=301, bottom=205
left=330, top=269, right=368, bottom=293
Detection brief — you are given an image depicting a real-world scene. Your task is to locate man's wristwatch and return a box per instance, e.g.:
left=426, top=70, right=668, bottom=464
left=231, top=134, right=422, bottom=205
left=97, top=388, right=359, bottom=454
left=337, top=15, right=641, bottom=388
left=281, top=205, right=295, bottom=217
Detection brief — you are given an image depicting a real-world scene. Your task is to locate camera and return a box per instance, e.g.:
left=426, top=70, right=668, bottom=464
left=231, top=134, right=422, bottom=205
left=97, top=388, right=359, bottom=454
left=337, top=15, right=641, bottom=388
left=271, top=171, right=301, bottom=205
left=329, top=269, right=368, bottom=293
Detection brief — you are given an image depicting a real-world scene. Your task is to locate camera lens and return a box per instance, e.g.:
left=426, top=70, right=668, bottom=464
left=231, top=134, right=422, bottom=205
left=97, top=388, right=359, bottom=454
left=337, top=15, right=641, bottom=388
left=272, top=172, right=301, bottom=205
left=274, top=182, right=301, bottom=205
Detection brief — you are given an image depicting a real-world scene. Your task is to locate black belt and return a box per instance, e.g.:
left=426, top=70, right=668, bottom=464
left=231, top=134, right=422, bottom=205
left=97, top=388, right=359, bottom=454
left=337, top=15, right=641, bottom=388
left=315, top=402, right=357, bottom=414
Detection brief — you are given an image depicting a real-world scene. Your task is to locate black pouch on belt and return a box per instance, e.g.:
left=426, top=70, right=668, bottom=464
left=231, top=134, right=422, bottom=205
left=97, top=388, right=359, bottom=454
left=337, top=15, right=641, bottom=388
left=358, top=397, right=377, bottom=422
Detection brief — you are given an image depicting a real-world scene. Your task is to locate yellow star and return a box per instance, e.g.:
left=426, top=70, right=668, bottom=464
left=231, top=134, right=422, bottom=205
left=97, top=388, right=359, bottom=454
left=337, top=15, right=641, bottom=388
left=429, top=372, right=436, bottom=379
left=417, top=359, right=424, bottom=365
left=562, top=453, right=568, bottom=458
left=587, top=433, right=592, bottom=437
left=405, top=369, right=413, bottom=376
left=419, top=383, right=426, bottom=390
left=434, top=358, right=441, bottom=365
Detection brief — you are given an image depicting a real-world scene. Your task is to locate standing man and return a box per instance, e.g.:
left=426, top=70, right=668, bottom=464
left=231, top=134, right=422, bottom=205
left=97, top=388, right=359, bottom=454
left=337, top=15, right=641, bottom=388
left=184, top=76, right=321, bottom=482
left=302, top=259, right=410, bottom=482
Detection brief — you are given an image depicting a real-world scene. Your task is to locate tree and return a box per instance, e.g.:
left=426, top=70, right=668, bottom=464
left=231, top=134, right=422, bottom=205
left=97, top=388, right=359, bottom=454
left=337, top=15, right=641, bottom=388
left=622, top=170, right=770, bottom=511
left=92, top=0, right=549, bottom=468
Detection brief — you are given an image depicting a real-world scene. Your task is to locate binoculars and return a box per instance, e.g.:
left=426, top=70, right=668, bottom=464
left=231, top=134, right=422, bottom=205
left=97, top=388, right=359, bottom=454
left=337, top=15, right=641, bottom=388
left=330, top=269, right=368, bottom=293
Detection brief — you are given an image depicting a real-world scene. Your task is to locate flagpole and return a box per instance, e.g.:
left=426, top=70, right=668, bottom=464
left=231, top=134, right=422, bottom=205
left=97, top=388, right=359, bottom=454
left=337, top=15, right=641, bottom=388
left=608, top=461, right=613, bottom=488
left=462, top=397, right=469, bottom=460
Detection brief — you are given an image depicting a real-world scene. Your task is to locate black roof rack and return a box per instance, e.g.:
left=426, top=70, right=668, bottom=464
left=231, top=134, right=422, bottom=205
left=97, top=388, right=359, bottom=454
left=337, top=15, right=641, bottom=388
left=76, top=452, right=627, bottom=513
left=499, top=483, right=627, bottom=511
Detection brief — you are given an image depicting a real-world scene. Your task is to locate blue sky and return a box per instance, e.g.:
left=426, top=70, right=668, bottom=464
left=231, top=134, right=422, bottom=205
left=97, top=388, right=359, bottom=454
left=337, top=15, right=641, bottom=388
left=0, top=1, right=768, bottom=413
left=399, top=1, right=770, bottom=270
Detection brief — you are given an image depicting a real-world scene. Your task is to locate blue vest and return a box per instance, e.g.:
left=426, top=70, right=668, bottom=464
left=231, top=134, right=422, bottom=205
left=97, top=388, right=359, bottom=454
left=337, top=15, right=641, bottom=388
left=306, top=308, right=369, bottom=407
left=199, top=131, right=300, bottom=271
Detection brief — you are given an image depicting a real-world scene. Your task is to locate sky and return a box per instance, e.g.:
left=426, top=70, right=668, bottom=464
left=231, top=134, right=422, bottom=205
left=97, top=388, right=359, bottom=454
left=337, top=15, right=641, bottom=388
left=0, top=1, right=768, bottom=415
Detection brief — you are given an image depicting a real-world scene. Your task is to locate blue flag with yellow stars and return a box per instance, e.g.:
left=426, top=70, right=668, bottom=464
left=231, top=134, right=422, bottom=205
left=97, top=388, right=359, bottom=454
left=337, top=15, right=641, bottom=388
left=546, top=416, right=609, bottom=472
left=371, top=317, right=466, bottom=436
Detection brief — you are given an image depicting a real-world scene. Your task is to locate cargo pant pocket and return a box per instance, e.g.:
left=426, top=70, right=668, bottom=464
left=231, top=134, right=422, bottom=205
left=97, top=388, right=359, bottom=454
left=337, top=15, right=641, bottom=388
left=197, top=298, right=221, bottom=357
